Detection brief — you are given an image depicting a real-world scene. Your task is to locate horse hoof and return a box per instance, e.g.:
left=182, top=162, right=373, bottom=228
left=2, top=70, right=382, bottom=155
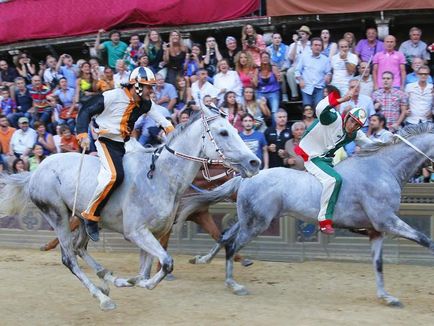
left=39, top=245, right=48, bottom=251
left=381, top=296, right=403, bottom=307
left=127, top=276, right=143, bottom=286
left=165, top=273, right=176, bottom=281
left=241, top=259, right=254, bottom=267
left=114, top=278, right=133, bottom=287
left=100, top=299, right=116, bottom=311
left=189, top=256, right=199, bottom=264
left=233, top=286, right=249, bottom=296
left=386, top=299, right=403, bottom=308
left=98, top=285, right=110, bottom=296
left=138, top=280, right=156, bottom=290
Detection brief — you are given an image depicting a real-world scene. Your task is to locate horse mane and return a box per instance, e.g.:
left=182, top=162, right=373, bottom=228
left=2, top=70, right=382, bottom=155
left=165, top=110, right=202, bottom=145
left=357, top=122, right=434, bottom=156
left=125, top=111, right=203, bottom=155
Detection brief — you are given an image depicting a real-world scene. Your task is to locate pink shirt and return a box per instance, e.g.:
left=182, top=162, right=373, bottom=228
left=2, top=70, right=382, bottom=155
left=373, top=50, right=406, bottom=88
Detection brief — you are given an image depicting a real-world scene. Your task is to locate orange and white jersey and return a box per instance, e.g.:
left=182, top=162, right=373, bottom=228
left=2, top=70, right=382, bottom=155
left=76, top=87, right=172, bottom=143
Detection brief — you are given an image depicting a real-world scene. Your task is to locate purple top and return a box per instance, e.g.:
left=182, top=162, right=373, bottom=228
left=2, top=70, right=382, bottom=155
left=355, top=39, right=384, bottom=62
left=257, top=71, right=280, bottom=94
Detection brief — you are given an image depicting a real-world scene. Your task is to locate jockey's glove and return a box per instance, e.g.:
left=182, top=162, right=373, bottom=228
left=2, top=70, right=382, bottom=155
left=77, top=133, right=90, bottom=150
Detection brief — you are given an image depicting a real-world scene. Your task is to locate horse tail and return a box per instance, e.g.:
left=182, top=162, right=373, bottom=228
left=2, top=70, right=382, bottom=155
left=0, top=172, right=32, bottom=217
left=177, top=176, right=242, bottom=228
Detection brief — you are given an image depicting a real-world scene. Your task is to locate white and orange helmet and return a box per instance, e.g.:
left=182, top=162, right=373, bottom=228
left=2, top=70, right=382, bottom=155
left=129, top=67, right=157, bottom=96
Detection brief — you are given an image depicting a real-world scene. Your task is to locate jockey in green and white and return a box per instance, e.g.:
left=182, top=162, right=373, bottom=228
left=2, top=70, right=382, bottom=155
left=295, top=86, right=372, bottom=234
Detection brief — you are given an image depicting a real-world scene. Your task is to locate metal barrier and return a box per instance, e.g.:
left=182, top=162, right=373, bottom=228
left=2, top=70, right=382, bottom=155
left=1, top=184, right=433, bottom=264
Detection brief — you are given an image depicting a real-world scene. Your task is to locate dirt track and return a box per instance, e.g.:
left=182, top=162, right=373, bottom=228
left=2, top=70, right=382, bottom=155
left=1, top=248, right=434, bottom=325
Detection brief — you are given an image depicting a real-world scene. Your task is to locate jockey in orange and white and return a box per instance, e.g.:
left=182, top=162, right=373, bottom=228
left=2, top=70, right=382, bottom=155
left=76, top=67, right=174, bottom=241
left=295, top=86, right=372, bottom=235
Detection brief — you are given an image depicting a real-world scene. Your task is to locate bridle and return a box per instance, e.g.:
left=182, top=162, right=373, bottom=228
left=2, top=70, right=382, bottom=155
left=394, top=133, right=434, bottom=171
left=147, top=109, right=234, bottom=182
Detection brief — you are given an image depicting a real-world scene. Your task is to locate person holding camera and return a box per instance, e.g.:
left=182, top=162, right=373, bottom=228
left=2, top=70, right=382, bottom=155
left=42, top=55, right=63, bottom=89
left=15, top=53, right=36, bottom=84
left=184, top=43, right=203, bottom=86
left=241, top=24, right=266, bottom=67
left=204, top=36, right=222, bottom=81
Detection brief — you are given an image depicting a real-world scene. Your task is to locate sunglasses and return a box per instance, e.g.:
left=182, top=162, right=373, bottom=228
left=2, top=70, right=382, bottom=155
left=418, top=73, right=429, bottom=76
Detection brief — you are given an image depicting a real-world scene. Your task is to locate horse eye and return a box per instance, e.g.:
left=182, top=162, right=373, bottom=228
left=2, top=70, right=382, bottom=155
left=219, top=130, right=229, bottom=137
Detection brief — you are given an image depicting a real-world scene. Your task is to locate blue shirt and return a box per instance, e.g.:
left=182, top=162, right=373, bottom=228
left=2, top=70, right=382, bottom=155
left=295, top=53, right=331, bottom=95
left=55, top=88, right=75, bottom=107
left=239, top=131, right=267, bottom=163
left=153, top=83, right=178, bottom=109
left=405, top=72, right=433, bottom=85
left=15, top=88, right=33, bottom=113
left=59, top=65, right=78, bottom=89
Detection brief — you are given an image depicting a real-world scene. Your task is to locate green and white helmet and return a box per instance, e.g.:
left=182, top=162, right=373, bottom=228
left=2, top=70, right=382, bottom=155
left=346, top=107, right=367, bottom=128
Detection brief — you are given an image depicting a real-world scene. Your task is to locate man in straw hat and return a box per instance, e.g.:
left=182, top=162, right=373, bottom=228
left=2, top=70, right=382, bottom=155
left=286, top=25, right=312, bottom=100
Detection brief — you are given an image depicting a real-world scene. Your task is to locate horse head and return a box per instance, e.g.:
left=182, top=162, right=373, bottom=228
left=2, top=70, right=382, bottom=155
left=198, top=105, right=260, bottom=178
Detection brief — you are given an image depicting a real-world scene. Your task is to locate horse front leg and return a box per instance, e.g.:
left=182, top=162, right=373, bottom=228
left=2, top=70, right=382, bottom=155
left=368, top=230, right=401, bottom=307
left=127, top=250, right=154, bottom=286
left=189, top=220, right=240, bottom=265
left=125, top=226, right=173, bottom=290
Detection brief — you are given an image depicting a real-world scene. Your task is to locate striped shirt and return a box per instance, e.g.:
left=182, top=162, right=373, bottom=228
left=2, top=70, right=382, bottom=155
left=371, top=88, right=408, bottom=129
left=27, top=84, right=51, bottom=112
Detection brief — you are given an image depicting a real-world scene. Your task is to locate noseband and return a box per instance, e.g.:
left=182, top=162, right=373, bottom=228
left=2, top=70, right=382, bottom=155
left=147, top=110, right=234, bottom=181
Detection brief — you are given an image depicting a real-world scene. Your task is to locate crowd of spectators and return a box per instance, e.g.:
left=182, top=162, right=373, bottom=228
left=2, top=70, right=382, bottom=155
left=0, top=25, right=432, bottom=182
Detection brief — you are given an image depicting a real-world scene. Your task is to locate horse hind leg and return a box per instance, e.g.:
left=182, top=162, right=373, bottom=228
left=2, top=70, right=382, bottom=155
left=369, top=230, right=402, bottom=307
left=71, top=223, right=133, bottom=289
left=40, top=206, right=116, bottom=310
left=189, top=222, right=240, bottom=265
left=40, top=216, right=81, bottom=251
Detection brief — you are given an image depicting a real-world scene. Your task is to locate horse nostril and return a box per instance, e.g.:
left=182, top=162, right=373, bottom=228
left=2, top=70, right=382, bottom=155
left=250, top=160, right=260, bottom=167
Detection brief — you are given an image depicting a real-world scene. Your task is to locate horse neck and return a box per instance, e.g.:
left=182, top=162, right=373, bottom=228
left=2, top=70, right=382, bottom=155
left=157, top=120, right=204, bottom=191
left=385, top=135, right=434, bottom=186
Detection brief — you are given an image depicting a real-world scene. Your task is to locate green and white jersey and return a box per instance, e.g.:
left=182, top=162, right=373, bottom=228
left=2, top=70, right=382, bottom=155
left=299, top=92, right=371, bottom=159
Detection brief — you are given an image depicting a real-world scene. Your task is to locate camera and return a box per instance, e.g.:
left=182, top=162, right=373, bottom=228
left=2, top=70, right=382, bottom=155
left=246, top=35, right=256, bottom=47
left=186, top=100, right=196, bottom=107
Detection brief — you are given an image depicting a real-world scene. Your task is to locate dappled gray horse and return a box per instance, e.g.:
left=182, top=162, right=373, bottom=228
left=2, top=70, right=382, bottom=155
left=0, top=107, right=260, bottom=310
left=179, top=123, right=434, bottom=305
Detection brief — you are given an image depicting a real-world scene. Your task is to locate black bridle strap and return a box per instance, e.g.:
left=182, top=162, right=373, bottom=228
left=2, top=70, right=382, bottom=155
left=147, top=146, right=164, bottom=179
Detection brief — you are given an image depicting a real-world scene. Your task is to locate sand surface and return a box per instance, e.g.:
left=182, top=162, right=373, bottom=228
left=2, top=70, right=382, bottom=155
left=1, top=248, right=434, bottom=325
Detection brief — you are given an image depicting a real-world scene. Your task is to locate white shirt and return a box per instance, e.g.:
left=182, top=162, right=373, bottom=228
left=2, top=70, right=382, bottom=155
left=113, top=70, right=130, bottom=88
left=289, top=41, right=311, bottom=67
left=331, top=52, right=358, bottom=93
left=43, top=68, right=63, bottom=85
left=191, top=80, right=220, bottom=108
left=405, top=82, right=433, bottom=124
left=213, top=70, right=243, bottom=104
left=359, top=75, right=374, bottom=97
left=10, top=128, right=37, bottom=155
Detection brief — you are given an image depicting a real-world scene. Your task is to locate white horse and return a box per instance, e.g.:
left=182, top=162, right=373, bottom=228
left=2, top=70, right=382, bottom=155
left=178, top=122, right=434, bottom=305
left=0, top=108, right=260, bottom=310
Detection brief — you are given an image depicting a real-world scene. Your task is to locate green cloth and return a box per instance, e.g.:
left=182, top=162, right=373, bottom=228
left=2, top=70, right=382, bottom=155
left=102, top=41, right=128, bottom=69
left=310, top=157, right=342, bottom=220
